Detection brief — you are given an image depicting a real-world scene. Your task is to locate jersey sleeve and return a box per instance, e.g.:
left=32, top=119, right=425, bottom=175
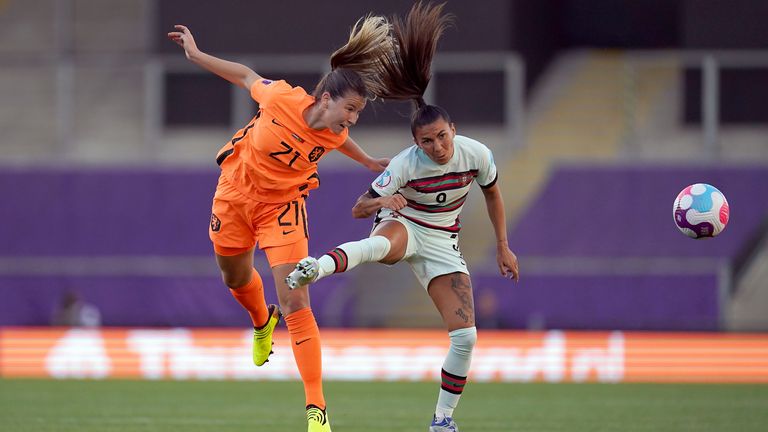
left=476, top=144, right=498, bottom=189
left=369, top=153, right=408, bottom=197
left=249, top=79, right=290, bottom=106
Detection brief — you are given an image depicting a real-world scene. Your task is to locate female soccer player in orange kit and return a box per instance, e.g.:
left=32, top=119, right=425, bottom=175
left=168, top=16, right=393, bottom=432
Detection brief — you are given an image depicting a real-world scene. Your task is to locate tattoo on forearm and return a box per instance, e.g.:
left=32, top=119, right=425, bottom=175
left=450, top=274, right=474, bottom=323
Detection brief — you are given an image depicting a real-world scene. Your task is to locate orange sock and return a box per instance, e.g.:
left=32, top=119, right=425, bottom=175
left=229, top=269, right=269, bottom=327
left=285, top=307, right=325, bottom=409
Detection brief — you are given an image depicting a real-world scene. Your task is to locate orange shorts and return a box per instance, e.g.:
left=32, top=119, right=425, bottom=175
left=209, top=173, right=308, bottom=266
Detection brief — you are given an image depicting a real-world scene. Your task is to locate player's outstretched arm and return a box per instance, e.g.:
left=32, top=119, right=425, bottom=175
left=338, top=137, right=390, bottom=173
left=167, top=24, right=260, bottom=90
left=351, top=191, right=407, bottom=219
left=481, top=183, right=520, bottom=282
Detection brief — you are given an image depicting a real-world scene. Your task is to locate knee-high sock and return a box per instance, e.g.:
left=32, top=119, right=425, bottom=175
left=229, top=269, right=268, bottom=327
left=316, top=236, right=391, bottom=280
left=285, top=307, right=325, bottom=409
left=435, top=327, right=477, bottom=419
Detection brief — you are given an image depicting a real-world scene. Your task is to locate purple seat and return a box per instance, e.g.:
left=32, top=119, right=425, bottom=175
left=473, top=272, right=720, bottom=331
left=509, top=164, right=768, bottom=259
left=0, top=166, right=375, bottom=257
left=473, top=164, right=768, bottom=331
left=0, top=274, right=355, bottom=327
left=0, top=166, right=376, bottom=327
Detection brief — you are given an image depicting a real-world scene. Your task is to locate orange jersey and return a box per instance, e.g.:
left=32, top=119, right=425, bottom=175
left=216, top=79, right=348, bottom=204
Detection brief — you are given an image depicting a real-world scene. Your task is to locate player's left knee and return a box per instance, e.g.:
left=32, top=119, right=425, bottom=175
left=449, top=326, right=477, bottom=356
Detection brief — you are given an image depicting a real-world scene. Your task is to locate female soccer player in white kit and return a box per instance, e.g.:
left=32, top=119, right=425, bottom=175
left=286, top=3, right=519, bottom=431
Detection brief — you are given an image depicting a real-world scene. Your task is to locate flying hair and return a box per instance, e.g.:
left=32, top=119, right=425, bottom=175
left=312, top=15, right=394, bottom=99
left=374, top=2, right=452, bottom=104
left=373, top=2, right=454, bottom=132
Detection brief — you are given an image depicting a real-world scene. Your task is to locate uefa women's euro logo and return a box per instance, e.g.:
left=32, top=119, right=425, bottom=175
left=375, top=170, right=392, bottom=188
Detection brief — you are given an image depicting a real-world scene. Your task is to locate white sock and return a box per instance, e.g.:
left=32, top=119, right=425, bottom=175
left=315, top=236, right=391, bottom=280
left=435, top=327, right=477, bottom=419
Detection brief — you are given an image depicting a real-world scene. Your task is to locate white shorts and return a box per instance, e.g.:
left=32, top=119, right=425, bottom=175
left=373, top=209, right=470, bottom=290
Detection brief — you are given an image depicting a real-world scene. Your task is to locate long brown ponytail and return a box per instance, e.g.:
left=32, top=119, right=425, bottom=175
left=374, top=2, right=454, bottom=132
left=313, top=15, right=394, bottom=99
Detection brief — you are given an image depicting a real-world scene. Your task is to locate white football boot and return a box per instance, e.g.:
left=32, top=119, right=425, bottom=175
left=285, top=257, right=320, bottom=289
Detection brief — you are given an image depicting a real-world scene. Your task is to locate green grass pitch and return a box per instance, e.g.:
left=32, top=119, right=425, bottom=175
left=1, top=379, right=767, bottom=431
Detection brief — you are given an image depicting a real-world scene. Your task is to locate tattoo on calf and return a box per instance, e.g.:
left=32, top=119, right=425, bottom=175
left=455, top=308, right=469, bottom=323
left=450, top=274, right=474, bottom=323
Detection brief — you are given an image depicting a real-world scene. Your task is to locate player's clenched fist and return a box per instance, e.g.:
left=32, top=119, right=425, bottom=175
left=380, top=194, right=407, bottom=211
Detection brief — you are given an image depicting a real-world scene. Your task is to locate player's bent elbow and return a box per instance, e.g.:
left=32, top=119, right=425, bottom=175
left=241, top=70, right=260, bottom=89
left=351, top=207, right=369, bottom=219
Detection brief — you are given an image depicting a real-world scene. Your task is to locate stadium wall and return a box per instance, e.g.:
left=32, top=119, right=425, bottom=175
left=3, top=166, right=766, bottom=330
left=488, top=164, right=768, bottom=331
left=1, top=328, right=766, bottom=384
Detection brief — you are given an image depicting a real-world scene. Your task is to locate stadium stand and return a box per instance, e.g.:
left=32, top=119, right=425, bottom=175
left=0, top=167, right=371, bottom=327
left=473, top=164, right=768, bottom=330
left=2, top=0, right=767, bottom=332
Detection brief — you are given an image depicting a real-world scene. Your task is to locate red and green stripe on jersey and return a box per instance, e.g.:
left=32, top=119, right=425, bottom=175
left=405, top=170, right=479, bottom=193
left=406, top=192, right=468, bottom=213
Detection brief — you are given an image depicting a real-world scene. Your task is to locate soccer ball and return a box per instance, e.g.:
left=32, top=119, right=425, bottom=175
left=673, top=183, right=730, bottom=239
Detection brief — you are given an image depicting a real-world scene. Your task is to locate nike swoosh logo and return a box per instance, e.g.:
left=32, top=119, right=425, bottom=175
left=295, top=338, right=311, bottom=345
left=283, top=229, right=296, bottom=235
left=271, top=118, right=304, bottom=143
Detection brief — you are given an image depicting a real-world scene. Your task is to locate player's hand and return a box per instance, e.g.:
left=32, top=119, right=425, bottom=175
left=379, top=194, right=407, bottom=211
left=167, top=25, right=200, bottom=59
left=496, top=244, right=519, bottom=282
left=367, top=157, right=390, bottom=173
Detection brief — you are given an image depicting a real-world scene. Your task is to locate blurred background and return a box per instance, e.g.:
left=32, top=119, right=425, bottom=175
left=1, top=0, right=767, bottom=334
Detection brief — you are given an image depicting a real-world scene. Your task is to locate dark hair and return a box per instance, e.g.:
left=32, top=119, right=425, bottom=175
left=372, top=2, right=454, bottom=135
left=411, top=104, right=452, bottom=134
left=312, top=68, right=368, bottom=100
left=312, top=15, right=393, bottom=100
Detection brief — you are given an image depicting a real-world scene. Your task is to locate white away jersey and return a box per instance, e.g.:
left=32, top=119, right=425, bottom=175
left=370, top=135, right=498, bottom=232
